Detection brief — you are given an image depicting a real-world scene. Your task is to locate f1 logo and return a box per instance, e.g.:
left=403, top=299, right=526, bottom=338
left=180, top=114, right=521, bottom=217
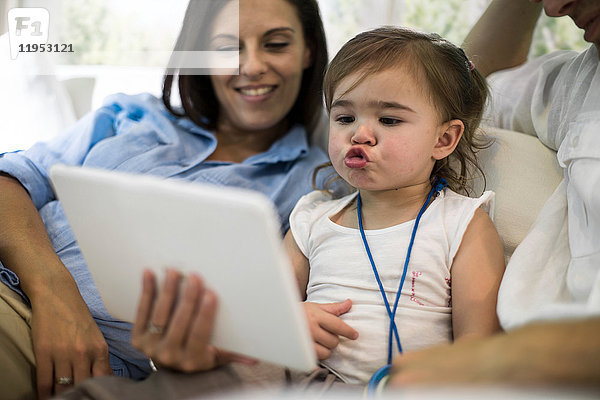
left=7, top=8, right=49, bottom=60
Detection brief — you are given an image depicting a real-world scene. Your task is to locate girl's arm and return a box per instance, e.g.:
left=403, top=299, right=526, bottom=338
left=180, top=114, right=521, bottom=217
left=450, top=208, right=505, bottom=340
left=283, top=230, right=310, bottom=299
left=283, top=230, right=358, bottom=360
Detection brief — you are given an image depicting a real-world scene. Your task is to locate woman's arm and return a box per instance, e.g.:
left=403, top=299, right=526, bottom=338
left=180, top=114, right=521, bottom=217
left=462, top=0, right=543, bottom=77
left=450, top=208, right=505, bottom=340
left=0, top=173, right=112, bottom=399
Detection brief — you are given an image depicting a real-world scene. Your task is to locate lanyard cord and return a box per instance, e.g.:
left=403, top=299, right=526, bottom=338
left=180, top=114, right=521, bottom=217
left=357, top=178, right=447, bottom=366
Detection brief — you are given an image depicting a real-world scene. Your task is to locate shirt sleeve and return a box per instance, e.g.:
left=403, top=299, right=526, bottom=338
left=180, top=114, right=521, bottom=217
left=446, top=190, right=496, bottom=266
left=483, top=50, right=577, bottom=148
left=288, top=190, right=331, bottom=258
left=0, top=101, right=123, bottom=210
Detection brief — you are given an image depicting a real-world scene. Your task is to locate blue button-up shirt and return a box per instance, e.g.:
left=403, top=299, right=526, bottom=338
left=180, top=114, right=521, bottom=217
left=0, top=93, right=329, bottom=378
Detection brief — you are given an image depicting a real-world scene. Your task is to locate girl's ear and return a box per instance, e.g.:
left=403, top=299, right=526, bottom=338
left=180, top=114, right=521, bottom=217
left=433, top=119, right=464, bottom=160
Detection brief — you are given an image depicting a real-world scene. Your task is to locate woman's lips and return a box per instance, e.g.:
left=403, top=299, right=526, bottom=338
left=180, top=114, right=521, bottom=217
left=235, top=85, right=277, bottom=102
left=344, top=147, right=369, bottom=169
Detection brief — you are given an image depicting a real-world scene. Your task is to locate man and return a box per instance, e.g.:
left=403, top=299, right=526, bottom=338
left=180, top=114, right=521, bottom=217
left=390, top=0, right=600, bottom=386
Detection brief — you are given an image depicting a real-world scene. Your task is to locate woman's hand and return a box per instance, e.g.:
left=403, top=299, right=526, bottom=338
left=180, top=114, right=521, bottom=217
left=303, top=300, right=358, bottom=360
left=30, top=274, right=112, bottom=399
left=131, top=269, right=255, bottom=373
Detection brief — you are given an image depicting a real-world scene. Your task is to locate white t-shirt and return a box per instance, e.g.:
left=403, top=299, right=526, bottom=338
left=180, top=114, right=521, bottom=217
left=289, top=189, right=494, bottom=383
left=486, top=45, right=600, bottom=328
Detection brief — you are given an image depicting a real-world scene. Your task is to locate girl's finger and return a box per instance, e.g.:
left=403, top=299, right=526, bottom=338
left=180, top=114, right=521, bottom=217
left=315, top=343, right=332, bottom=360
left=313, top=326, right=340, bottom=350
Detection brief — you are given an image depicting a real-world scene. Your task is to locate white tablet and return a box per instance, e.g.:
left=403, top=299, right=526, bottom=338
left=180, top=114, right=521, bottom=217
left=49, top=164, right=316, bottom=372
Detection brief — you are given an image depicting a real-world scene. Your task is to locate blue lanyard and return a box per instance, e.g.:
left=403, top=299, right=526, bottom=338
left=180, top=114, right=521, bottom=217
left=359, top=178, right=447, bottom=394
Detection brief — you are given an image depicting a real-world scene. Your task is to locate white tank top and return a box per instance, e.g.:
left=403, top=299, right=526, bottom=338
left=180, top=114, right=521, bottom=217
left=290, top=188, right=494, bottom=383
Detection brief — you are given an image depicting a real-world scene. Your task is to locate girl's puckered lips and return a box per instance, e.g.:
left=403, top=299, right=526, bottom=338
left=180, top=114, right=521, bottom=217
left=344, top=147, right=369, bottom=169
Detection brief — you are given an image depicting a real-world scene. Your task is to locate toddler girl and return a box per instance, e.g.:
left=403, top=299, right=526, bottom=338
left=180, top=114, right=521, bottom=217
left=284, top=27, right=505, bottom=385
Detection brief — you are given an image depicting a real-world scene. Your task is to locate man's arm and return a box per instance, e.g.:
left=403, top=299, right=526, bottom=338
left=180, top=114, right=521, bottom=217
left=390, top=317, right=600, bottom=386
left=462, top=0, right=543, bottom=77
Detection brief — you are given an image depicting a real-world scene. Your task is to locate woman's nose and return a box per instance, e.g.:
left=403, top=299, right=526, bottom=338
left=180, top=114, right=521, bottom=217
left=351, top=123, right=376, bottom=145
left=543, top=0, right=575, bottom=17
left=240, top=48, right=267, bottom=79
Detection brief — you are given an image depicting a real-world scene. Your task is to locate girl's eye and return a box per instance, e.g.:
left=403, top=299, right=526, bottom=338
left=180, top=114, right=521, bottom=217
left=380, top=117, right=402, bottom=126
left=334, top=116, right=355, bottom=124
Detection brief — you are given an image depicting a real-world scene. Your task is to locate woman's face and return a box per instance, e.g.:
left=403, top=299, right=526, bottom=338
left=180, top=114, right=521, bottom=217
left=210, top=0, right=311, bottom=133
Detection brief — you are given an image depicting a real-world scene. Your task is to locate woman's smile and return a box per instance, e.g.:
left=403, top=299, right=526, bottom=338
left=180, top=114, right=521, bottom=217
left=235, top=84, right=278, bottom=102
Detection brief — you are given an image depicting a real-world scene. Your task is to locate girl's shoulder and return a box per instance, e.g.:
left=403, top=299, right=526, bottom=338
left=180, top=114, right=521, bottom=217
left=290, top=190, right=357, bottom=229
left=293, top=190, right=357, bottom=214
left=440, top=189, right=495, bottom=219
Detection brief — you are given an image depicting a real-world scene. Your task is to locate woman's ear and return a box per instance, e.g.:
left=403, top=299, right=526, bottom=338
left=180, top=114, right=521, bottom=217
left=433, top=119, right=464, bottom=160
left=302, top=45, right=312, bottom=69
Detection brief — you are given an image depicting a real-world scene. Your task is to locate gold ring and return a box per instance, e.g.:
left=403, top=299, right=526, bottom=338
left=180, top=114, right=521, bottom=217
left=55, top=376, right=73, bottom=385
left=147, top=322, right=165, bottom=335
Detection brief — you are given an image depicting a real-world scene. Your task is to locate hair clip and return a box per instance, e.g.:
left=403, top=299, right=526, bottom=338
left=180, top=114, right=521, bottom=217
left=467, top=60, right=475, bottom=71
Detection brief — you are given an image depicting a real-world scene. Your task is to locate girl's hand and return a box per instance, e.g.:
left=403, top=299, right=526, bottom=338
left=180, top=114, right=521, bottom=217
left=303, top=300, right=358, bottom=360
left=131, top=269, right=255, bottom=373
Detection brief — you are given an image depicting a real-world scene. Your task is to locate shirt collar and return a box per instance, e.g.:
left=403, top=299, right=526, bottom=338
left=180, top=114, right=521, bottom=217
left=176, top=117, right=309, bottom=164
left=244, top=124, right=309, bottom=164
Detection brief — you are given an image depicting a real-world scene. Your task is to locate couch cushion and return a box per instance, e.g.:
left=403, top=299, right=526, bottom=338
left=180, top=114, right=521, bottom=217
left=474, top=127, right=563, bottom=259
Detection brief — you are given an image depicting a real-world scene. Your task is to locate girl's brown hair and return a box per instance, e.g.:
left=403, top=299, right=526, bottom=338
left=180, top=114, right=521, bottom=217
left=321, top=26, right=489, bottom=194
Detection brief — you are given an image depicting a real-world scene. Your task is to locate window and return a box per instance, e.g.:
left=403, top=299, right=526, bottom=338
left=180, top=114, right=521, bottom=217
left=318, top=0, right=587, bottom=58
left=1, top=0, right=589, bottom=152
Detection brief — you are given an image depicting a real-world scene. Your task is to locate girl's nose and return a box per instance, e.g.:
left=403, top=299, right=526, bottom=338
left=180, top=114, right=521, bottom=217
left=351, top=123, right=376, bottom=145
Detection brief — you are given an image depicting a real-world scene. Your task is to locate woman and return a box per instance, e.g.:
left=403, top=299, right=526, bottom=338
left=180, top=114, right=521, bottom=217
left=0, top=0, right=328, bottom=398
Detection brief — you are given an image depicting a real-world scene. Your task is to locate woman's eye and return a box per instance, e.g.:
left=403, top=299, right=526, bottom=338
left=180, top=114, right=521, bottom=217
left=215, top=44, right=240, bottom=52
left=334, top=116, right=355, bottom=124
left=265, top=42, right=289, bottom=50
left=380, top=117, right=401, bottom=126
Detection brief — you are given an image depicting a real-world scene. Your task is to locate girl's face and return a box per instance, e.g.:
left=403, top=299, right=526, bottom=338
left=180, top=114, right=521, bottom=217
left=328, top=66, right=457, bottom=193
left=209, top=0, right=311, bottom=133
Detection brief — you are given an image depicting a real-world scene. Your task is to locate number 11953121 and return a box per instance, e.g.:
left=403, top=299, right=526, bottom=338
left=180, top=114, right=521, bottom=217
left=18, top=43, right=74, bottom=53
